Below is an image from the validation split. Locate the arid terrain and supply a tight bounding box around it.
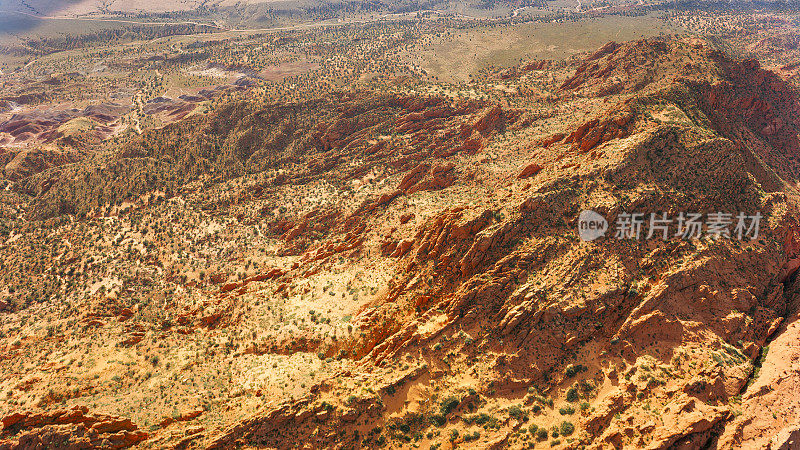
[1,0,800,449]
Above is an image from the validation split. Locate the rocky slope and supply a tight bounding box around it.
[1,37,800,449]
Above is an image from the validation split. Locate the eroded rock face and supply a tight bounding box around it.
[206,40,800,449]
[0,406,147,449]
[717,294,800,450]
[21,92,515,221]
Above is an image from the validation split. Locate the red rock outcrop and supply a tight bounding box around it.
[564,110,634,153]
[0,406,147,449]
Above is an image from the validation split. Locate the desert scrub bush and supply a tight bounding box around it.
[507,405,526,421]
[449,429,459,442]
[439,396,460,416]
[559,405,575,415]
[579,378,596,395]
[464,413,499,429]
[536,428,548,441]
[564,364,587,378]
[527,392,552,408]
[464,430,480,442]
[566,387,579,402]
[559,421,575,436]
[429,414,446,427]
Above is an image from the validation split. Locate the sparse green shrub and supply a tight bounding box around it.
[439,396,459,416]
[564,364,587,378]
[466,413,499,429]
[536,428,548,441]
[566,387,579,402]
[508,405,525,420]
[464,430,480,442]
[429,414,446,427]
[449,429,459,441]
